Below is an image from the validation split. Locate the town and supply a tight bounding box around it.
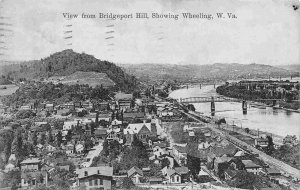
[0,77,299,190]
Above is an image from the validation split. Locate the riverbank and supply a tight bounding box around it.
[216,84,300,110]
[169,85,300,138]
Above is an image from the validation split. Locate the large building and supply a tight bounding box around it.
[76,166,113,190]
[124,119,158,144]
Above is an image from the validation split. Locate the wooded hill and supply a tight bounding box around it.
[1,50,137,92]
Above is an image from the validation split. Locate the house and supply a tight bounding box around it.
[76,166,113,190]
[149,177,163,185]
[264,167,281,177]
[214,155,232,174]
[224,169,248,180]
[124,120,158,144]
[198,141,211,150]
[110,119,122,128]
[115,92,133,110]
[123,112,145,122]
[207,143,237,167]
[97,113,111,123]
[20,158,48,188]
[165,167,189,184]
[20,105,32,110]
[157,107,174,117]
[106,128,122,142]
[255,138,269,148]
[94,128,107,140]
[127,166,144,184]
[65,144,75,155]
[46,144,56,152]
[63,121,78,131]
[95,102,110,111]
[20,158,42,171]
[172,145,187,164]
[45,103,54,111]
[242,160,262,175]
[76,144,84,154]
[4,163,15,172]
[64,102,75,110]
[21,170,48,188]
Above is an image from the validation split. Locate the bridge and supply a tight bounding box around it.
[179,96,239,103]
[178,96,287,116]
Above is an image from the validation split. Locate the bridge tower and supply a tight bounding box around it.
[242,100,247,114]
[211,97,215,116]
[200,84,201,89]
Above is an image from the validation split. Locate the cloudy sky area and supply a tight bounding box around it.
[0,0,299,65]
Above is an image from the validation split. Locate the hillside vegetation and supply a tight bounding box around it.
[48,71,115,88]
[121,63,299,83]
[1,50,137,92]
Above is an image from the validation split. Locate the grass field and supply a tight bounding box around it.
[0,84,19,96]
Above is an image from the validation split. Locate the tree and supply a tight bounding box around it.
[161,158,170,169]
[48,131,54,143]
[32,131,38,146]
[266,135,275,155]
[56,131,62,147]
[245,128,250,134]
[187,154,200,177]
[12,129,24,160]
[122,177,135,189]
[40,133,46,145]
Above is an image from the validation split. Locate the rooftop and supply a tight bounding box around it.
[127,166,143,177]
[76,166,113,178]
[20,158,41,165]
[242,160,261,168]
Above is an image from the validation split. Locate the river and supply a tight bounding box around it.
[169,85,300,138]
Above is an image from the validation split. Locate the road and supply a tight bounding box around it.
[81,141,103,167]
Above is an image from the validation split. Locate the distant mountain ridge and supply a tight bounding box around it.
[1,50,137,91]
[120,63,299,82]
[278,64,300,73]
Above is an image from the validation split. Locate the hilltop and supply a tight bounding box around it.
[120,63,299,83]
[1,50,137,91]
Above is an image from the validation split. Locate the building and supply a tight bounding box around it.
[65,144,75,155]
[20,158,48,188]
[242,160,262,175]
[124,120,158,144]
[127,166,144,184]
[172,145,187,164]
[20,158,42,171]
[76,166,113,190]
[164,167,189,184]
[115,92,133,111]
[255,138,269,148]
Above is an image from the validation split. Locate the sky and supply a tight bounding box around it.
[0,0,299,65]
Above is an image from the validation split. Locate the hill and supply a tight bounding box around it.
[120,63,299,83]
[278,64,300,73]
[47,71,115,88]
[1,50,137,92]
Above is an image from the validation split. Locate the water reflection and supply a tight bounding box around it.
[169,85,300,137]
